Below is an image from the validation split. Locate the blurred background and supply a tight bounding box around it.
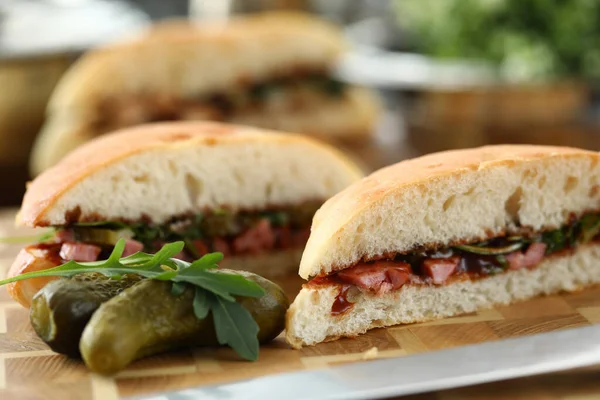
[2,0,600,206]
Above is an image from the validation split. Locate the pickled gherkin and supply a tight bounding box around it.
[79,270,288,374]
[72,228,132,245]
[29,274,142,357]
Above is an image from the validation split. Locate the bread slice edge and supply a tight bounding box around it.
[286,243,600,348]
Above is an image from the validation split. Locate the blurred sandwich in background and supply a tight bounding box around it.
[30,11,381,176]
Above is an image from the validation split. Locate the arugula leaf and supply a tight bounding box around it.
[153,268,178,281]
[579,214,600,243]
[108,238,126,262]
[495,254,508,269]
[188,252,224,270]
[0,240,262,301]
[0,239,266,362]
[203,271,264,298]
[541,229,568,254]
[171,282,187,296]
[172,271,234,302]
[141,242,184,269]
[127,223,166,249]
[261,211,289,227]
[175,214,205,239]
[193,288,210,319]
[174,270,264,301]
[208,293,260,361]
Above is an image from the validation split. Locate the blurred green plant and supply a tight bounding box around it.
[395,0,600,82]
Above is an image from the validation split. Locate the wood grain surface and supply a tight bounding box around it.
[1,207,600,400]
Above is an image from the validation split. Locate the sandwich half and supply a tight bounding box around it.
[9,121,363,307]
[30,11,380,175]
[286,145,600,348]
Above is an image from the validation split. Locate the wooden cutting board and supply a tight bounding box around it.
[1,209,600,400]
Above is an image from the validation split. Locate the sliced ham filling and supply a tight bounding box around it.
[309,210,600,316]
[505,243,547,270]
[310,241,550,299]
[56,239,143,263]
[337,261,412,296]
[30,213,313,266]
[59,242,102,262]
[156,220,311,260]
[92,72,346,134]
[421,256,461,285]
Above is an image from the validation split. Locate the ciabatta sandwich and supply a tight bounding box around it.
[30,11,380,175]
[286,145,600,348]
[9,121,362,307]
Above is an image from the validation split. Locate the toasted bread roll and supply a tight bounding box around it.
[286,145,600,348]
[10,121,363,307]
[30,12,381,175]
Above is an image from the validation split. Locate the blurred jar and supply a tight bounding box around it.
[390,0,600,154]
[0,55,72,164]
[0,0,149,205]
[407,82,591,154]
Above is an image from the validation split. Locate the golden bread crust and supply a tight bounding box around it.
[48,11,346,113]
[20,121,363,227]
[299,145,600,279]
[29,12,380,175]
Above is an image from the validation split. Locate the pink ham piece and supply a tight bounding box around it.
[422,257,460,284]
[232,219,275,255]
[337,261,412,296]
[54,230,75,243]
[506,242,547,270]
[384,267,411,295]
[59,242,101,262]
[122,239,144,257]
